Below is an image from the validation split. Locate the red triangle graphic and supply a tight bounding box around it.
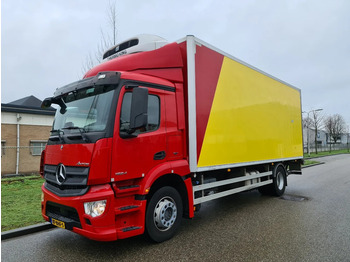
[195,46,224,161]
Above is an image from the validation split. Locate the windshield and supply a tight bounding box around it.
[52,85,115,134]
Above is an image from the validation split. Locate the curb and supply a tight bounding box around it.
[1,222,55,240]
[302,162,325,169]
[304,152,350,160]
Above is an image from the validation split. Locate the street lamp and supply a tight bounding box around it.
[302,108,323,157]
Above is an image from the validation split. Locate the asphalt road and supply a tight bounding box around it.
[2,154,350,262]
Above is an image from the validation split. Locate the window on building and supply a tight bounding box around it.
[30,141,47,156]
[1,141,5,156]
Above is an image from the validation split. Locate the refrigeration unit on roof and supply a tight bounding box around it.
[102,34,168,61]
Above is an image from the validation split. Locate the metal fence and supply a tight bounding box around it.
[304,143,350,154]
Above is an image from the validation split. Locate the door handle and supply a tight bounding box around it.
[154,151,166,160]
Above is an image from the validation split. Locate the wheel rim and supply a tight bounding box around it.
[276,171,285,190]
[153,196,177,231]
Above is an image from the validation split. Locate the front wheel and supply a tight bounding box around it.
[145,186,183,243]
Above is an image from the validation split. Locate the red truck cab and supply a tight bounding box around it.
[41,36,193,242]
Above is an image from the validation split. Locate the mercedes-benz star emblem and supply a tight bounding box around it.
[56,163,66,185]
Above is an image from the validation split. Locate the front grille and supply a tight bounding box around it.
[44,164,89,197]
[46,201,81,229]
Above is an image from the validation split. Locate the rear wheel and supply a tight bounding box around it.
[272,165,287,196]
[145,186,183,243]
[258,164,287,196]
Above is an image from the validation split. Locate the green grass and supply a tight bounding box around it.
[302,160,321,166]
[304,149,350,159]
[1,176,45,231]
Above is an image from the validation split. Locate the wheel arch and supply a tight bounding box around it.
[139,160,192,219]
[147,173,190,219]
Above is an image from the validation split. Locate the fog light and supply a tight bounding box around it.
[84,200,107,217]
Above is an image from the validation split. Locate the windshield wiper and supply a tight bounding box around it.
[62,126,86,132]
[49,129,64,143]
[62,126,90,142]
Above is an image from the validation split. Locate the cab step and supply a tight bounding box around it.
[112,184,141,197]
[115,185,140,193]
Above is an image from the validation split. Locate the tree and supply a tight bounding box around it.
[303,116,312,155]
[346,125,350,153]
[324,114,346,152]
[310,110,324,154]
[324,116,333,152]
[96,0,118,62]
[303,109,323,155]
[82,0,118,74]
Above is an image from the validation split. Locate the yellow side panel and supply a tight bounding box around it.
[198,57,303,168]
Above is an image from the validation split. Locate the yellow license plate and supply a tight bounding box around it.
[51,218,65,229]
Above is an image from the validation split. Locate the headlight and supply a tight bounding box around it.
[84,200,107,217]
[41,192,44,202]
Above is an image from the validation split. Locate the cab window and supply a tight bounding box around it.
[120,92,160,134]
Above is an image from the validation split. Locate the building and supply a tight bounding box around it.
[303,126,349,153]
[303,128,327,147]
[1,96,55,175]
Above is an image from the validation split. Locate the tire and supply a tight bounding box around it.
[145,186,183,243]
[258,164,287,196]
[271,165,287,196]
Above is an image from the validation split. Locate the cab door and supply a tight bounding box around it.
[111,85,167,181]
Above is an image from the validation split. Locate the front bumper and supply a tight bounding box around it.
[41,183,146,241]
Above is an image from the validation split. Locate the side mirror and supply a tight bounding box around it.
[42,97,67,114]
[41,97,53,108]
[129,87,148,130]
